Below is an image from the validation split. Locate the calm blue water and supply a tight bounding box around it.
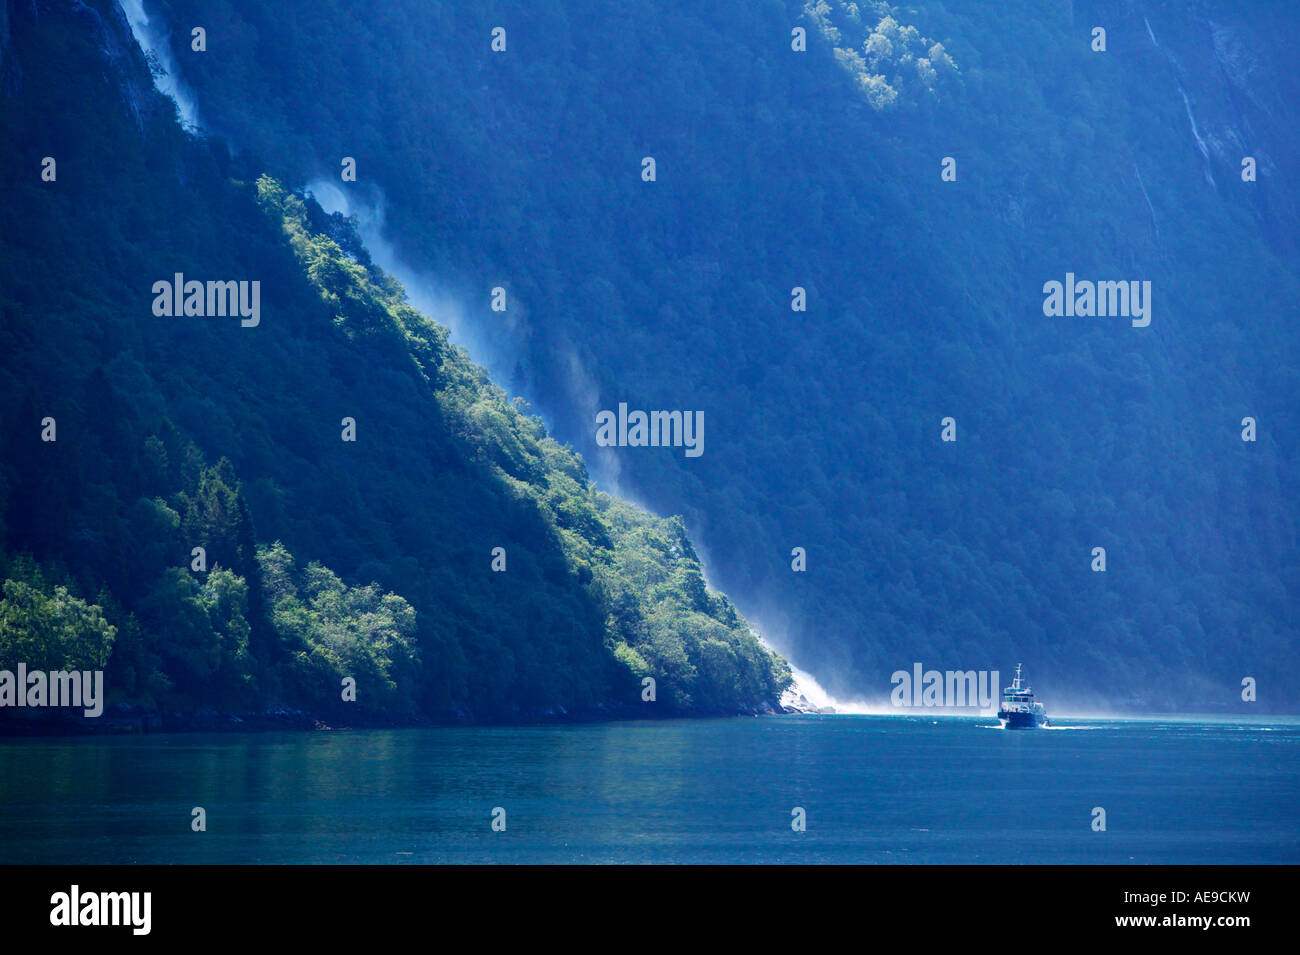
[1,714,1296,864]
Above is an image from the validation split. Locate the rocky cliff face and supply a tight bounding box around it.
[1,0,20,95]
[1097,0,1300,255]
[4,0,164,124]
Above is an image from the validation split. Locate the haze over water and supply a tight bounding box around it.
[2,715,1295,864]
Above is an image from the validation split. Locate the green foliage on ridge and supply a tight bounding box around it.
[806,1,960,109]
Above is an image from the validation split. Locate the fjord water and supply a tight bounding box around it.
[1,715,1295,864]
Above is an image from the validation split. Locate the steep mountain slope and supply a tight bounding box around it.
[140,0,1300,707]
[0,0,790,725]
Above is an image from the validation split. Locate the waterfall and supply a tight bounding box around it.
[118,0,200,130]
[1178,84,1216,188]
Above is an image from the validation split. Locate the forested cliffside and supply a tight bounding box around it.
[137,0,1300,708]
[0,0,791,728]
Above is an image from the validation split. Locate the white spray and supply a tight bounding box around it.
[118,0,200,130]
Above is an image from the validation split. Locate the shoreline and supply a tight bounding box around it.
[3,703,1294,738]
[0,698,791,737]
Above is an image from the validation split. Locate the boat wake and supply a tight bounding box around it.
[1040,724,1103,730]
[980,721,1100,731]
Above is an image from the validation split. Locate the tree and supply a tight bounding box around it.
[0,577,116,671]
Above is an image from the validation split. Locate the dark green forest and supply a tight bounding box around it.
[0,0,791,725]
[134,0,1300,708]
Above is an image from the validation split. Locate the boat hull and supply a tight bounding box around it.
[1000,709,1047,729]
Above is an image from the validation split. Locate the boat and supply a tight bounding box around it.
[998,663,1047,728]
